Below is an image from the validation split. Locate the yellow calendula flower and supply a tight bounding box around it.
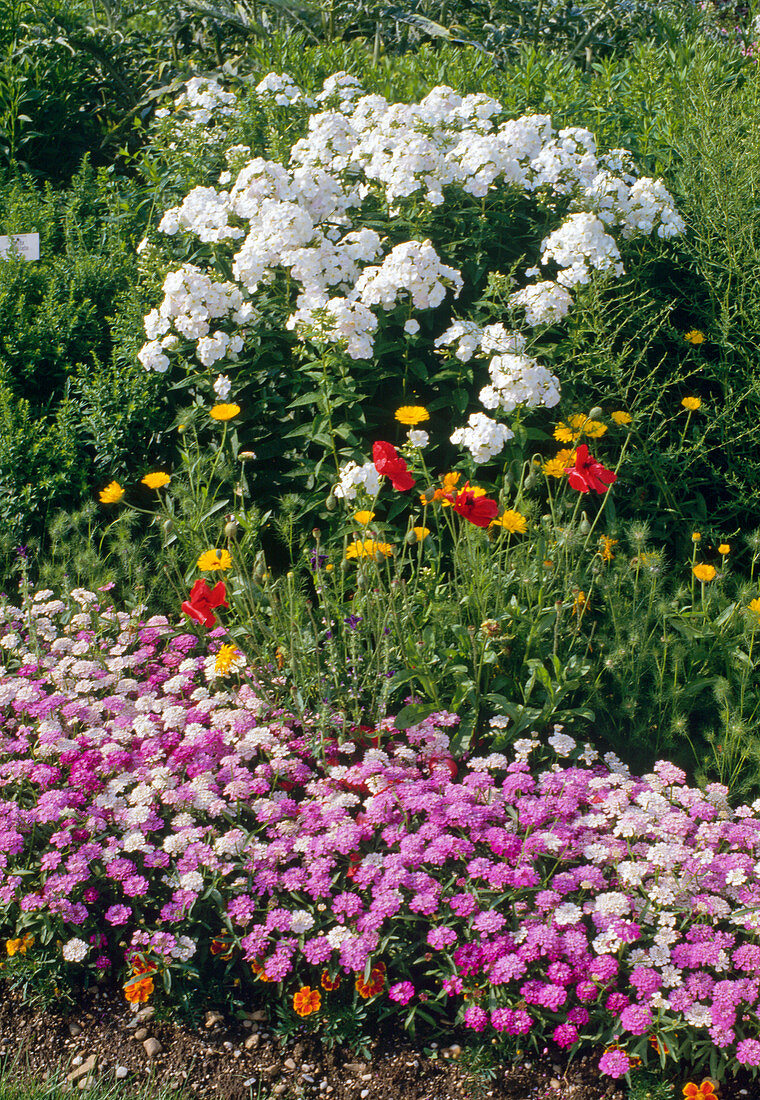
[553,422,582,444]
[345,539,393,560]
[748,598,760,618]
[693,563,716,582]
[210,403,241,421]
[718,544,730,556]
[353,510,375,525]
[681,396,702,411]
[582,420,608,439]
[542,457,567,478]
[99,481,124,504]
[610,410,632,426]
[684,329,705,345]
[395,405,430,426]
[543,448,574,478]
[197,548,232,571]
[412,526,431,542]
[491,510,527,534]
[214,644,244,676]
[141,472,171,489]
[692,532,702,542]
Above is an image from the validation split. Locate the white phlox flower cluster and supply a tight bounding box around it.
[450,412,514,464]
[254,72,314,108]
[352,240,463,310]
[479,351,561,415]
[140,72,685,383]
[333,460,382,501]
[140,265,252,372]
[174,77,238,126]
[540,213,624,288]
[510,281,574,326]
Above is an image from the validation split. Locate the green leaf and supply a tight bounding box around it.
[393,702,437,729]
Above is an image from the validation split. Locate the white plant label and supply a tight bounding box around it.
[0,233,40,261]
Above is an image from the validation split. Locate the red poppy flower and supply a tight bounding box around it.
[446,483,499,528]
[565,444,617,494]
[181,579,228,629]
[373,441,416,491]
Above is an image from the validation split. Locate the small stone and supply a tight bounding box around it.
[71,1056,84,1068]
[550,1080,561,1089]
[205,1011,224,1029]
[143,1038,163,1058]
[133,1028,149,1041]
[251,1010,267,1022]
[66,1054,97,1084]
[68,1023,82,1037]
[136,1006,155,1023]
[233,1050,241,1059]
[302,1074,315,1084]
[273,1087,287,1096]
[242,1020,252,1029]
[223,1041,233,1051]
[115,1067,129,1080]
[284,1058,297,1071]
[244,1035,260,1051]
[360,1073,371,1081]
[243,1079,257,1089]
[360,1091,369,1099]
[345,1063,366,1075]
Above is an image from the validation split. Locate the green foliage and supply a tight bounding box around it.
[0,162,166,555]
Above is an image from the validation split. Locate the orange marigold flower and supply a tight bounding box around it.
[682,1082,716,1099]
[321,970,341,991]
[293,985,321,1016]
[124,976,154,1003]
[355,961,386,999]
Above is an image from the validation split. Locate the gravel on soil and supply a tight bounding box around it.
[0,984,749,1100]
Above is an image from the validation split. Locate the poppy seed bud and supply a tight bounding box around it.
[579,512,591,535]
[224,520,239,538]
[325,494,337,512]
[588,407,603,420]
[162,518,174,536]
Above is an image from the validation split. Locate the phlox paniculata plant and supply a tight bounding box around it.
[137,70,684,491]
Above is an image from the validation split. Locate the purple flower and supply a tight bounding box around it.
[388,981,414,1005]
[737,1038,760,1066]
[463,1006,488,1031]
[553,1023,578,1048]
[105,904,131,925]
[619,1004,652,1035]
[598,1049,630,1078]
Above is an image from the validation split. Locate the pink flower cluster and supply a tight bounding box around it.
[3,590,760,1081]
